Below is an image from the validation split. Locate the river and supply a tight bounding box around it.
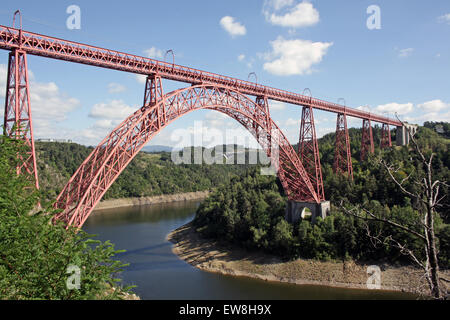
[83,200,417,300]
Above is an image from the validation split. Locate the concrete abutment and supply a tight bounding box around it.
[285,200,330,224]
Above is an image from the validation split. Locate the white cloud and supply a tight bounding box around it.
[0,64,80,123]
[263,37,333,76]
[285,118,299,126]
[107,83,126,94]
[316,127,334,138]
[205,111,228,120]
[89,100,136,120]
[417,99,449,113]
[136,74,147,84]
[78,101,138,145]
[144,47,163,59]
[220,16,247,37]
[375,102,414,115]
[238,54,246,62]
[30,82,80,123]
[404,111,450,124]
[0,64,6,97]
[270,101,287,111]
[267,0,295,11]
[93,119,122,130]
[398,48,414,58]
[264,0,319,28]
[438,13,450,24]
[0,64,83,142]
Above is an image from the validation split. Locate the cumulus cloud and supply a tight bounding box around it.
[1,63,80,123]
[135,74,147,84]
[29,82,80,123]
[404,111,450,124]
[285,118,300,126]
[375,102,414,115]
[220,16,247,37]
[77,100,139,145]
[268,0,295,11]
[270,101,287,111]
[89,100,136,120]
[107,83,126,94]
[0,64,82,142]
[438,13,450,24]
[144,47,163,59]
[417,99,449,113]
[263,0,319,28]
[263,37,332,76]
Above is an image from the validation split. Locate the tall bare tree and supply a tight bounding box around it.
[341,122,448,299]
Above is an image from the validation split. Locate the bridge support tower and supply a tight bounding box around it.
[254,96,272,155]
[360,119,374,161]
[333,113,353,179]
[3,49,39,189]
[380,123,392,149]
[298,104,325,201]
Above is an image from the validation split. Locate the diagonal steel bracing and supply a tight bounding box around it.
[3,49,39,190]
[298,105,325,202]
[380,123,392,149]
[334,113,353,179]
[361,119,374,161]
[53,84,320,228]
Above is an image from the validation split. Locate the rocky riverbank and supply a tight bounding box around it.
[168,222,448,297]
[92,191,210,212]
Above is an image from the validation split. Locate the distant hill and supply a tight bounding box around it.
[35,141,257,201]
[141,145,173,153]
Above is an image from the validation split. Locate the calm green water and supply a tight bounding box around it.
[83,200,417,300]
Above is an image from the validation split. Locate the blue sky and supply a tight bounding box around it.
[0,0,449,148]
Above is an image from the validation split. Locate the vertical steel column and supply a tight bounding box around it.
[298,105,325,202]
[380,123,392,149]
[143,74,164,128]
[255,96,271,156]
[360,119,374,161]
[3,49,39,190]
[334,113,353,179]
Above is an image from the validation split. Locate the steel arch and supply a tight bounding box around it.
[53,84,319,228]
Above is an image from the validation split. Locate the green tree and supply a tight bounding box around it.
[0,135,133,299]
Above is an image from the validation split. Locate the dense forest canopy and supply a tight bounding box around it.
[194,125,450,269]
[35,143,259,202]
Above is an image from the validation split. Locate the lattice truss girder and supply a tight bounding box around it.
[380,123,392,149]
[3,49,39,189]
[54,83,320,228]
[361,119,374,161]
[0,25,402,127]
[297,105,325,202]
[333,113,353,179]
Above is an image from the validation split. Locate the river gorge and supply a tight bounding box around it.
[83,200,418,300]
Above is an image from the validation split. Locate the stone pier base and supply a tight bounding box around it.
[285,200,330,224]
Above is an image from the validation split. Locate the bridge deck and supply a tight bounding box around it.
[0,25,402,127]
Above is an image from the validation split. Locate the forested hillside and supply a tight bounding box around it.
[194,125,450,270]
[35,143,257,202]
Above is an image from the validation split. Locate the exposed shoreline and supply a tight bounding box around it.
[92,191,210,212]
[167,222,447,297]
